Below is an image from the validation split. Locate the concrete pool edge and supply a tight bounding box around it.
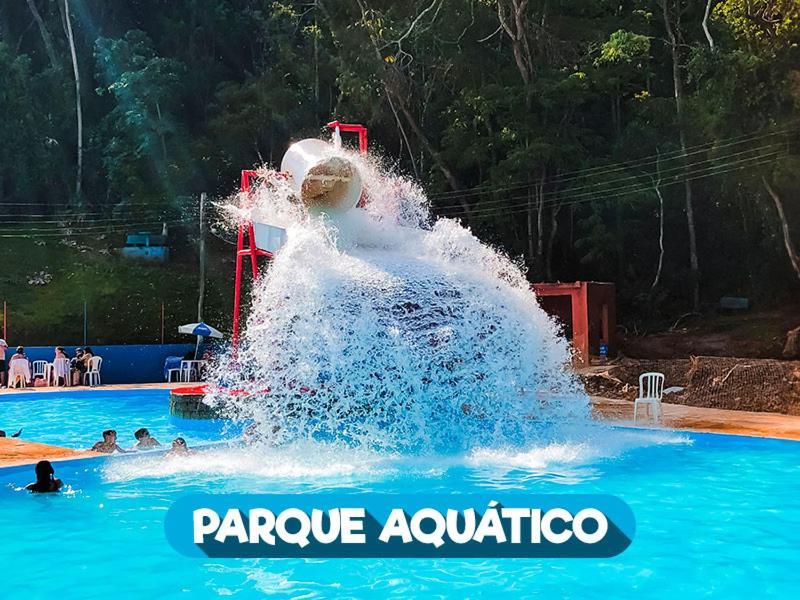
[0,381,196,399]
[591,396,800,442]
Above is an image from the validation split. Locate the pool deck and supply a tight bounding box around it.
[590,396,800,441]
[1,383,799,468]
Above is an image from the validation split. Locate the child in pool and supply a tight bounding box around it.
[166,437,193,456]
[90,429,128,453]
[26,460,62,493]
[133,428,161,450]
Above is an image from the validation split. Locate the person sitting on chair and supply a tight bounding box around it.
[26,460,62,493]
[52,347,69,385]
[70,348,86,385]
[10,346,27,362]
[8,347,30,388]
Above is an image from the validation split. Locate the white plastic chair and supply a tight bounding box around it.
[634,372,665,424]
[32,360,48,380]
[8,360,30,388]
[84,356,103,387]
[52,358,71,386]
[179,360,197,382]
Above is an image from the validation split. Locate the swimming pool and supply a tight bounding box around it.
[0,389,230,449]
[1,424,797,598]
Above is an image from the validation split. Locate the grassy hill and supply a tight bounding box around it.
[0,228,237,346]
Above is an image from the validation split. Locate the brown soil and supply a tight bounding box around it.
[620,308,799,359]
[581,357,800,415]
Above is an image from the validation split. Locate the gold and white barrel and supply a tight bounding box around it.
[280,138,363,214]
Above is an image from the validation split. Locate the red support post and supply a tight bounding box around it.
[232,170,259,349]
[570,284,590,365]
[232,222,245,348]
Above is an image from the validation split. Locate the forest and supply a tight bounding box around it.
[0,0,798,341]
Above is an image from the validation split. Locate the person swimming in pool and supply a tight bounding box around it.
[133,428,161,450]
[90,429,128,453]
[25,460,62,493]
[166,437,193,456]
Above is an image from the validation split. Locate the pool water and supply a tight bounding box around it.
[0,425,798,598]
[0,389,230,449]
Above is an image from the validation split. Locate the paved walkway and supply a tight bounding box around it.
[2,386,799,469]
[591,396,800,441]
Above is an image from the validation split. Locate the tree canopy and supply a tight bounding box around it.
[0,0,798,324]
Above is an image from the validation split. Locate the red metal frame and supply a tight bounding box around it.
[232,123,368,349]
[326,120,368,154]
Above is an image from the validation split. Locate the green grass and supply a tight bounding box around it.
[0,231,235,346]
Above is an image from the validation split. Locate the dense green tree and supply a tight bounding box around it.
[0,0,797,332]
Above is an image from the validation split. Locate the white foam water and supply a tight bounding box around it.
[103,426,691,486]
[208,143,591,454]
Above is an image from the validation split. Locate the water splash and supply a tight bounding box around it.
[208,143,589,453]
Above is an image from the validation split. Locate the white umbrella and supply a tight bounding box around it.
[178,322,223,338]
[178,321,223,359]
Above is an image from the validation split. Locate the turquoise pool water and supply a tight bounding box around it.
[0,389,229,449]
[1,417,798,599]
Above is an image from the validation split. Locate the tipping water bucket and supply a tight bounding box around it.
[280,138,363,213]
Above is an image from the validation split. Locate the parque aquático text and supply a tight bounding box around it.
[193,500,609,548]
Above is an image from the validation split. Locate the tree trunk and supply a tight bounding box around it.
[702,0,715,50]
[63,0,82,199]
[25,0,59,69]
[497,0,533,106]
[155,100,168,164]
[783,325,800,359]
[348,0,467,216]
[651,181,665,291]
[527,187,535,263]
[396,97,464,196]
[546,204,560,280]
[763,175,800,281]
[535,173,545,277]
[662,0,700,311]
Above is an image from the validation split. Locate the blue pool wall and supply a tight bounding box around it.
[6,344,195,384]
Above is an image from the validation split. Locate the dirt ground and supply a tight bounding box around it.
[619,308,799,359]
[581,356,800,415]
